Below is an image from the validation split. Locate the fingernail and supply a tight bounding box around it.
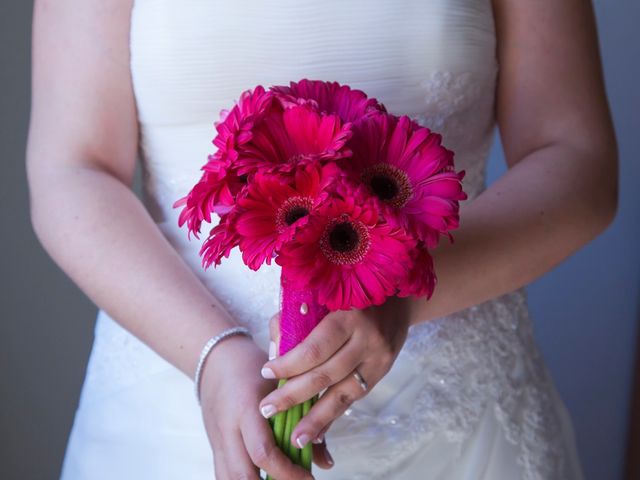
[261,367,276,379]
[268,341,276,360]
[296,433,310,448]
[260,404,277,419]
[312,434,324,444]
[324,448,334,466]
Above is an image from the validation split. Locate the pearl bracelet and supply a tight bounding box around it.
[193,325,252,404]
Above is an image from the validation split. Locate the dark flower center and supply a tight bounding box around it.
[320,214,371,265]
[369,175,399,201]
[285,206,310,226]
[275,196,314,233]
[329,222,359,252]
[361,163,413,208]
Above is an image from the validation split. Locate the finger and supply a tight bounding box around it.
[291,363,374,449]
[259,336,363,415]
[312,437,335,470]
[261,311,351,379]
[311,420,332,445]
[269,312,280,360]
[311,422,335,469]
[224,429,261,479]
[241,413,314,480]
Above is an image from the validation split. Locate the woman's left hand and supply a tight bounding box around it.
[257,296,412,451]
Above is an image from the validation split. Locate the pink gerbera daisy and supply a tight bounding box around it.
[397,242,437,300]
[213,85,275,163]
[172,153,248,239]
[346,113,467,248]
[271,78,386,124]
[276,187,416,310]
[234,162,340,270]
[173,86,274,239]
[199,208,243,270]
[234,103,353,176]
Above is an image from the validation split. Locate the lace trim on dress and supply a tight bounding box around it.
[83,70,570,479]
[330,290,569,480]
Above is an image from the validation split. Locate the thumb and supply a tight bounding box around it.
[268,311,281,359]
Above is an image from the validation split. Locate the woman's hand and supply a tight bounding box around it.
[199,334,317,480]
[258,296,412,453]
[200,335,331,480]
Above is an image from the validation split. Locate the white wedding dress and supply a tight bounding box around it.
[60,0,586,479]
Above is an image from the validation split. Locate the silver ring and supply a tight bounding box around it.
[352,369,368,392]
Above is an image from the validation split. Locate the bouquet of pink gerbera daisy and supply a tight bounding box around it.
[174,79,466,477]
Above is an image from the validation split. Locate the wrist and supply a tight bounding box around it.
[204,331,255,377]
[193,325,254,404]
[404,239,453,327]
[403,294,429,327]
[380,295,412,327]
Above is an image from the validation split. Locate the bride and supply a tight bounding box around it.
[27,0,617,479]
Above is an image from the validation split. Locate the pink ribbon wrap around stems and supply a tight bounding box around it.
[265,274,329,478]
[279,274,330,356]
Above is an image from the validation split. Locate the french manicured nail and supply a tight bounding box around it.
[268,341,276,360]
[260,404,277,419]
[296,434,310,448]
[324,448,334,466]
[261,367,276,379]
[312,434,324,444]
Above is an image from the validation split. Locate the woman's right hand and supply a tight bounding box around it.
[198,333,316,480]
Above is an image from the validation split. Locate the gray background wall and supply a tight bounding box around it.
[1,1,638,479]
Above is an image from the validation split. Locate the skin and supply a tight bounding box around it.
[258,0,618,457]
[26,0,617,478]
[27,1,320,478]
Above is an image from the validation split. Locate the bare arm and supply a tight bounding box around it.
[404,0,618,325]
[27,0,330,480]
[26,3,330,476]
[229,0,618,456]
[26,0,239,381]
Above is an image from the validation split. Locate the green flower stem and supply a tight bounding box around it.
[283,404,295,464]
[272,379,288,449]
[272,410,287,449]
[267,381,321,479]
[291,403,304,465]
[300,397,314,470]
[267,379,289,480]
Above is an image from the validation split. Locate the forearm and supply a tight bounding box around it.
[405,141,617,326]
[29,165,239,379]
